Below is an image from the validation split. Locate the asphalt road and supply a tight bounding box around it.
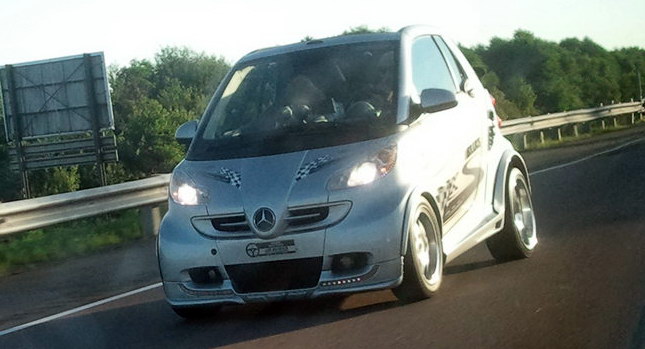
[1,129,644,349]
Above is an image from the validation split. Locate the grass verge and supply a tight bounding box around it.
[0,209,144,277]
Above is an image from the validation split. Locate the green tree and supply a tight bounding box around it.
[560,38,621,105]
[342,25,391,35]
[504,76,538,116]
[153,47,229,112]
[610,48,645,101]
[107,47,230,180]
[28,167,80,196]
[477,30,582,113]
[116,98,193,178]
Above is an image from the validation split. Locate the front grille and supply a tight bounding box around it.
[285,206,329,227]
[197,201,350,239]
[211,214,250,232]
[225,257,323,293]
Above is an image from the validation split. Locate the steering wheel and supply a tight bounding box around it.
[346,101,379,120]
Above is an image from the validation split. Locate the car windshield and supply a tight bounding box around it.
[188,40,399,160]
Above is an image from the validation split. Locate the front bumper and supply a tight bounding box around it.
[163,258,402,307]
[158,183,409,306]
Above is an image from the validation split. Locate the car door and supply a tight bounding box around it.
[432,35,487,229]
[408,36,484,229]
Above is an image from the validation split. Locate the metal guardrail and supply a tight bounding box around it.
[0,174,170,236]
[500,101,644,136]
[0,101,643,237]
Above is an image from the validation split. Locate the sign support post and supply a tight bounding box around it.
[4,65,31,198]
[83,54,107,186]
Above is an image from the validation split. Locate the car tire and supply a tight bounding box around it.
[393,199,443,303]
[171,304,221,319]
[486,167,538,261]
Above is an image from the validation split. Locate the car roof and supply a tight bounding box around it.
[237,25,448,64]
[238,32,401,63]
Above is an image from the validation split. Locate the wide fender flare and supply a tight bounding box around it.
[493,149,531,214]
[400,186,443,256]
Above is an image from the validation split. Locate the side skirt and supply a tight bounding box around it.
[443,211,504,264]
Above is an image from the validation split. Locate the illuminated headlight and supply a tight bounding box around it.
[170,171,206,205]
[347,162,378,187]
[329,145,397,190]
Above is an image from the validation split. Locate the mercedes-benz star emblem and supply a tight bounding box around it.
[253,207,276,232]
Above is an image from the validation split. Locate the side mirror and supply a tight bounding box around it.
[420,88,458,113]
[175,120,198,146]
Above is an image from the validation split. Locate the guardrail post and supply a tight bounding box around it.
[139,205,161,236]
[613,117,618,128]
[632,113,635,124]
[601,120,606,129]
[557,128,562,141]
[573,124,579,137]
[522,134,528,149]
[539,131,545,144]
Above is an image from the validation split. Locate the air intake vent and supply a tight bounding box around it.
[286,206,330,227]
[211,214,250,232]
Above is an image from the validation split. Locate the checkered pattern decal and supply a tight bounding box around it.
[211,167,242,188]
[295,156,332,181]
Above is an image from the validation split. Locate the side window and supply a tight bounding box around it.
[433,36,466,91]
[411,36,456,94]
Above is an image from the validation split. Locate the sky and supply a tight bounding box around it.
[1,0,644,67]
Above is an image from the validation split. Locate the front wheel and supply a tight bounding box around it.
[393,199,444,302]
[486,167,537,261]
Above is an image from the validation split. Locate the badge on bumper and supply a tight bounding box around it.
[246,240,297,258]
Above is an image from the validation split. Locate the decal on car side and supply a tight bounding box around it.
[439,138,485,222]
[466,138,481,158]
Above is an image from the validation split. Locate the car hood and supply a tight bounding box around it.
[175,135,395,237]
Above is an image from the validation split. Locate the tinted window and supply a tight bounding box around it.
[188,41,400,161]
[411,36,456,94]
[433,36,466,91]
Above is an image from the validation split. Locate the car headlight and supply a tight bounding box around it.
[329,145,397,190]
[169,170,207,205]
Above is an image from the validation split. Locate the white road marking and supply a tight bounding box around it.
[0,282,162,337]
[530,137,645,176]
[1,134,643,338]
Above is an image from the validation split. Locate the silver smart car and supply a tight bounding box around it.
[158,25,537,318]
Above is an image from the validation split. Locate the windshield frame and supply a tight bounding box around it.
[187,38,402,161]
